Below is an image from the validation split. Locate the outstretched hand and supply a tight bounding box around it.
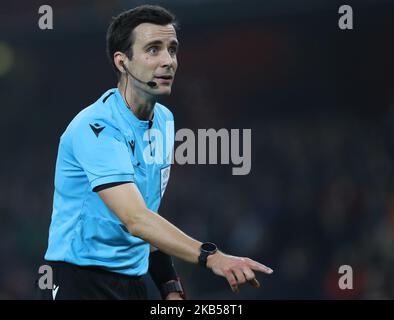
[207,252,273,293]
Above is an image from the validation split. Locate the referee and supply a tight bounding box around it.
[39,5,273,300]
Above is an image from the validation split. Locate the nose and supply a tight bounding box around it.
[160,50,175,68]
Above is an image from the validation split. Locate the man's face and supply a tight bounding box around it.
[129,23,178,95]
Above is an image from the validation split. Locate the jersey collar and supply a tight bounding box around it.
[114,88,154,130]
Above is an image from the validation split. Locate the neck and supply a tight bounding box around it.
[118,78,156,121]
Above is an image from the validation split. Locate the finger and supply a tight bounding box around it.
[248,259,273,274]
[223,270,239,293]
[233,269,247,285]
[249,278,260,288]
[242,267,256,281]
[242,267,260,288]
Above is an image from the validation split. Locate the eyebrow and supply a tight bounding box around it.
[143,39,179,49]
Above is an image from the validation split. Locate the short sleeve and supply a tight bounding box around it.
[72,120,134,190]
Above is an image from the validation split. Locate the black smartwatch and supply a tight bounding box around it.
[198,242,218,268]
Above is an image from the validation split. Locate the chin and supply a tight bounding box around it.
[157,87,172,95]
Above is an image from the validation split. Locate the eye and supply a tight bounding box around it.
[169,46,178,56]
[147,46,159,55]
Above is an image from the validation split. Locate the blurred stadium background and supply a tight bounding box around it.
[0,0,394,299]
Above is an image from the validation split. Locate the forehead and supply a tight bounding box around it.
[132,23,177,45]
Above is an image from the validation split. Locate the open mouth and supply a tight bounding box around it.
[154,75,173,80]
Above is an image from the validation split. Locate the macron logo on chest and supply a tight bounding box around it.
[89,123,105,137]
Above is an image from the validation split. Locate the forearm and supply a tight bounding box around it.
[98,183,202,265]
[149,249,185,299]
[129,209,202,264]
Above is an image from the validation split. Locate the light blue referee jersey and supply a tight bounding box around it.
[45,88,175,276]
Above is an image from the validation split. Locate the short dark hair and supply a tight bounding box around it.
[106,5,176,77]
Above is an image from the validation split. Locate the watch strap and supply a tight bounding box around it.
[160,279,185,299]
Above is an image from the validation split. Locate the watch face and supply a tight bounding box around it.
[201,242,217,253]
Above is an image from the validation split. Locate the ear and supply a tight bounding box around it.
[114,51,127,74]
